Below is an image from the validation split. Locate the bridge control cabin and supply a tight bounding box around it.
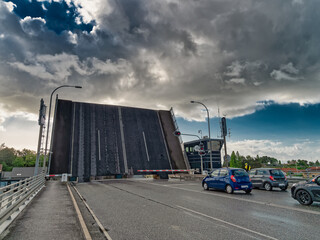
[184,138,224,172]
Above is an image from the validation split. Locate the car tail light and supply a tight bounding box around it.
[269,176,275,181]
[231,175,236,182]
[312,178,315,182]
[285,175,287,181]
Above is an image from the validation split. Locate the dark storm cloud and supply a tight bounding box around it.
[1,0,320,123]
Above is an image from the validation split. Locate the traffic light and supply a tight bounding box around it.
[38,98,46,126]
[173,130,181,136]
[221,117,227,137]
[199,142,204,151]
[198,142,206,156]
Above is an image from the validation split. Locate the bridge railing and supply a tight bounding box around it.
[0,173,45,225]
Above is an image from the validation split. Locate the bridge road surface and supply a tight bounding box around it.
[1,180,85,240]
[75,178,320,240]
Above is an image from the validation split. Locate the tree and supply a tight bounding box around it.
[13,157,24,167]
[0,145,37,170]
[297,159,308,167]
[0,147,16,166]
[315,160,320,166]
[230,151,237,167]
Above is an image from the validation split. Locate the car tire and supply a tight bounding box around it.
[226,184,234,194]
[203,182,209,191]
[296,189,313,205]
[264,182,272,191]
[245,189,252,194]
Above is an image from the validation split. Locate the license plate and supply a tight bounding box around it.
[279,183,285,187]
[241,185,248,188]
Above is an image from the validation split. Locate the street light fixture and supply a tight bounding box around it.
[190,100,213,171]
[43,85,82,174]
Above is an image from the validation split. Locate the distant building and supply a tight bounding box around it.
[1,167,46,181]
[184,138,224,171]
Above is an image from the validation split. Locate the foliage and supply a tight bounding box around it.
[0,144,38,171]
[229,151,237,167]
[229,150,319,170]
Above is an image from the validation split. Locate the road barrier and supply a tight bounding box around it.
[0,173,45,227]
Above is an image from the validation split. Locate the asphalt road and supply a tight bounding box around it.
[75,178,320,240]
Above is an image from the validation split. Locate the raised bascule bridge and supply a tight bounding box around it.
[50,99,189,182]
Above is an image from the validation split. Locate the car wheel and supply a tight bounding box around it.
[296,190,313,205]
[226,184,234,194]
[203,182,209,190]
[245,189,252,194]
[264,182,272,191]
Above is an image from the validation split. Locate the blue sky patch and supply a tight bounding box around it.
[6,0,94,34]
[177,103,320,143]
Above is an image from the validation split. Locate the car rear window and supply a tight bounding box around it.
[270,169,285,177]
[232,169,249,177]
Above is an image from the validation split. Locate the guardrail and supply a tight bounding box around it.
[0,173,45,226]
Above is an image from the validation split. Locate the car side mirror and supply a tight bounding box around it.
[316,177,320,185]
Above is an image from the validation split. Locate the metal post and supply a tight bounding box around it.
[190,101,213,171]
[200,154,203,175]
[34,125,43,176]
[223,134,228,167]
[35,99,46,176]
[46,94,59,174]
[43,85,82,175]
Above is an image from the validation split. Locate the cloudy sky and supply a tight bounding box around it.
[0,0,320,162]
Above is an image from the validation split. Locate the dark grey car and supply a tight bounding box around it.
[291,175,320,205]
[249,168,288,191]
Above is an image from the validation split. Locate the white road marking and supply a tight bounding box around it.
[140,181,320,216]
[72,184,113,240]
[163,183,199,186]
[176,205,278,240]
[67,184,92,240]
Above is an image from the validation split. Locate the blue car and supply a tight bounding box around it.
[202,168,253,194]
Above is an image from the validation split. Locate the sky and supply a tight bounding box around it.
[0,0,320,163]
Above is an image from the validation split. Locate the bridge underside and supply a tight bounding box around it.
[51,99,187,182]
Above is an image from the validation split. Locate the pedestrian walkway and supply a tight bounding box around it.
[1,180,84,240]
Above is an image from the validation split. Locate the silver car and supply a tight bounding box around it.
[249,168,288,191]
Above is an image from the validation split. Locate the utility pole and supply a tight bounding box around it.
[221,117,228,167]
[34,99,46,176]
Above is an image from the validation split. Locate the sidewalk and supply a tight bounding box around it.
[1,181,84,240]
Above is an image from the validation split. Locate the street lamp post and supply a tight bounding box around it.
[191,101,213,171]
[43,85,82,174]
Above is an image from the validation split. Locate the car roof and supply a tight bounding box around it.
[222,167,244,170]
[252,168,280,170]
[211,167,244,171]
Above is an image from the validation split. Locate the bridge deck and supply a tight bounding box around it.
[0,181,84,240]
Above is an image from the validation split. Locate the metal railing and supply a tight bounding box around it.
[0,174,45,225]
